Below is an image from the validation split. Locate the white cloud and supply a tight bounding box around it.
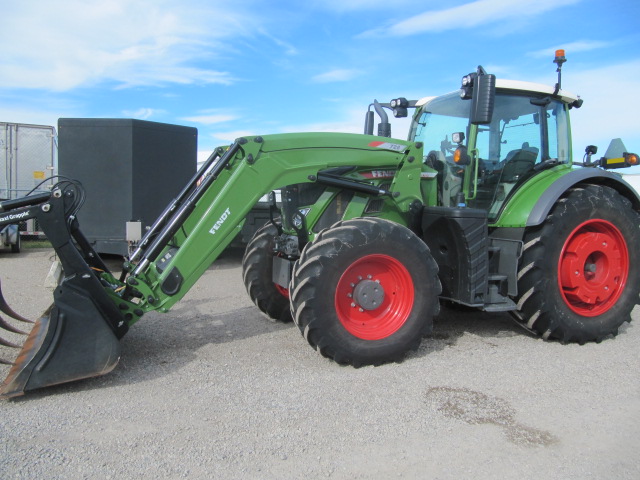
[258,29,299,56]
[0,106,60,130]
[528,41,612,58]
[281,119,363,134]
[209,107,375,143]
[312,0,425,12]
[360,0,581,37]
[181,114,239,125]
[121,108,165,120]
[277,106,412,137]
[0,95,83,128]
[210,130,258,143]
[312,69,363,83]
[0,0,257,91]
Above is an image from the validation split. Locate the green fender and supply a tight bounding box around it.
[494,166,640,228]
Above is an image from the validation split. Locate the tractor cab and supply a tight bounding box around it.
[409,78,579,222]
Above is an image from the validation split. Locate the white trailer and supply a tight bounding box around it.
[1,122,57,251]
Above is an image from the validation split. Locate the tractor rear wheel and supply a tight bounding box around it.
[290,218,441,366]
[513,185,640,343]
[242,222,292,323]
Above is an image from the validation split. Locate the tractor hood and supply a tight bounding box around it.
[253,132,414,154]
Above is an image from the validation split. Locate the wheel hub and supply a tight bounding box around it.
[352,279,385,311]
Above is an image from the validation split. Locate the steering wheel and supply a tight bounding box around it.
[440,135,455,155]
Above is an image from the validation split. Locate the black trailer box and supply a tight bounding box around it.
[58,118,197,255]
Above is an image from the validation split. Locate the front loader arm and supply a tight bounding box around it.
[0,132,422,398]
[117,133,424,318]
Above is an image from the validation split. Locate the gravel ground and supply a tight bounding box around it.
[1,248,639,479]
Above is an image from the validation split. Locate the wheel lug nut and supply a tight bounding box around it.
[351,302,356,308]
[367,275,372,279]
[347,293,353,298]
[359,308,364,313]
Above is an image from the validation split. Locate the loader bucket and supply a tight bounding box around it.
[0,186,131,398]
[0,273,123,399]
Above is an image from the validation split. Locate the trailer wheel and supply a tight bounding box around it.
[514,185,640,343]
[242,222,292,323]
[10,233,20,254]
[290,218,441,366]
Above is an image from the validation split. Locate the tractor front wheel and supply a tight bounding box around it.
[242,222,292,323]
[514,185,640,343]
[290,218,441,366]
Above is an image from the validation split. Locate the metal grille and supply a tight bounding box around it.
[364,183,391,213]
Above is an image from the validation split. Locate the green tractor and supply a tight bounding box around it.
[1,52,639,397]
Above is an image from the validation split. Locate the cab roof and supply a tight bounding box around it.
[416,79,580,107]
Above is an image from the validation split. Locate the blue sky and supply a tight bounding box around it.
[1,0,639,164]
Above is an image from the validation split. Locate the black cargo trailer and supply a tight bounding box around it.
[58,118,197,255]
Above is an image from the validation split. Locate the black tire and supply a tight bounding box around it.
[513,185,640,343]
[290,218,441,366]
[242,222,292,322]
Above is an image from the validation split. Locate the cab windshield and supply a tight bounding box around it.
[410,90,571,220]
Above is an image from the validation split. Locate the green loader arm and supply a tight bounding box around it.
[118,132,424,318]
[0,132,425,397]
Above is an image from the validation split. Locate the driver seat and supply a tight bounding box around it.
[501,142,538,183]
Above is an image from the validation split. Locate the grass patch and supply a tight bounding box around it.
[22,238,53,249]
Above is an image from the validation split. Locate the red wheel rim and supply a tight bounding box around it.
[274,283,289,298]
[335,254,414,340]
[558,219,629,316]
